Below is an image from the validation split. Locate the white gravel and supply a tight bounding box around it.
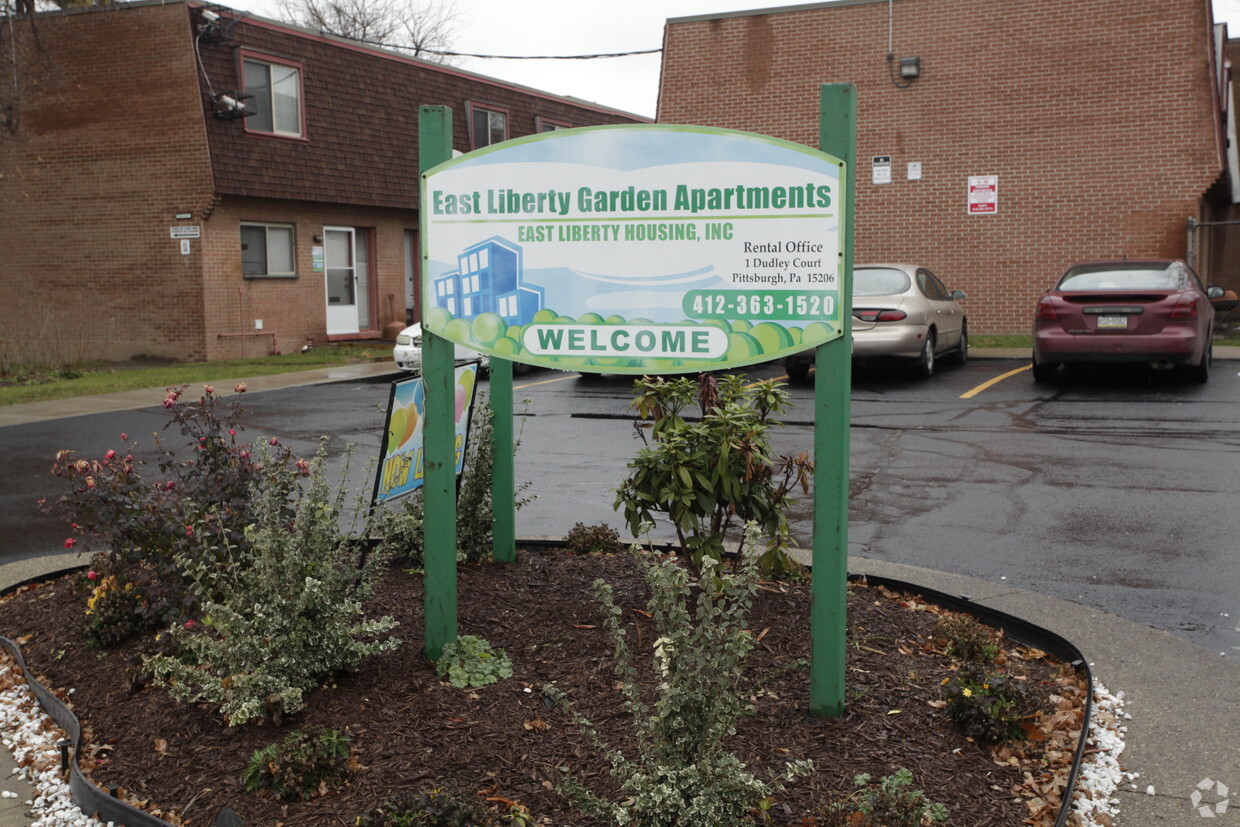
[0,662,111,827]
[1070,677,1136,826]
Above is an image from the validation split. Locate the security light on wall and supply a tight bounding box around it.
[212,91,254,121]
[886,53,921,89]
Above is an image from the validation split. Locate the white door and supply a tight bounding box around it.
[324,227,359,336]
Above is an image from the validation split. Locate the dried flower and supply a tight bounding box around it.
[234,383,247,393]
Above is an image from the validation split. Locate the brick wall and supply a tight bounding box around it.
[658,0,1224,333]
[201,198,416,360]
[0,1,646,364]
[0,4,216,362]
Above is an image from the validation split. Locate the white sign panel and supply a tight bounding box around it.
[170,225,201,238]
[421,125,847,375]
[872,155,892,185]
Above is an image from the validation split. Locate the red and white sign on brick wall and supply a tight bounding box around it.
[968,175,998,214]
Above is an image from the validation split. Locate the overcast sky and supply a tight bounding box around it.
[226,0,1240,120]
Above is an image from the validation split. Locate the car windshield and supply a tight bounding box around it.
[1057,264,1187,292]
[854,267,912,297]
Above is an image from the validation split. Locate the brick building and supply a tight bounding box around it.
[657,0,1233,333]
[0,1,645,363]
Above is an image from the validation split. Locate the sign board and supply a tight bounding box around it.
[373,362,479,503]
[871,155,892,185]
[170,225,201,239]
[968,175,998,214]
[421,125,845,375]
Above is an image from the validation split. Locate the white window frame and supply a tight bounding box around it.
[242,53,304,138]
[240,222,297,278]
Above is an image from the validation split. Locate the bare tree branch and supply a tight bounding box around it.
[279,0,459,64]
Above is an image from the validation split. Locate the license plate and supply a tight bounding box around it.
[1096,315,1128,329]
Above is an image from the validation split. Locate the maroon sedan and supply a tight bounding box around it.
[1032,259,1224,383]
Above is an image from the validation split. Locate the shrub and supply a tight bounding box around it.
[818,768,948,826]
[242,726,352,801]
[82,573,149,648]
[564,522,623,555]
[46,384,306,642]
[145,440,401,725]
[942,668,1036,744]
[548,531,812,826]
[930,613,1001,664]
[614,374,813,575]
[435,635,513,688]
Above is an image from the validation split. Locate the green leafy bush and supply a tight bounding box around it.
[548,534,812,826]
[564,522,623,555]
[47,383,307,643]
[930,613,1001,664]
[614,374,812,575]
[356,787,535,826]
[818,768,948,826]
[943,668,1035,744]
[435,635,513,688]
[146,440,401,725]
[243,726,351,801]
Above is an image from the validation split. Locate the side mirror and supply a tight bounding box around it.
[950,289,967,300]
[1206,285,1225,299]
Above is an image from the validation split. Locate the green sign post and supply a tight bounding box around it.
[810,84,856,718]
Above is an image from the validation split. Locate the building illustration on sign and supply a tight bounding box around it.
[432,236,545,325]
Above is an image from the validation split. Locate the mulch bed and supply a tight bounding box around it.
[0,547,1085,825]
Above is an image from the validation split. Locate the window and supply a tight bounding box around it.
[243,56,302,137]
[467,102,508,148]
[241,223,296,277]
[536,116,571,132]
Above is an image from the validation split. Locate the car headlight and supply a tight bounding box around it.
[395,334,412,346]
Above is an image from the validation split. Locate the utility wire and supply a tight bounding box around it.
[318,32,661,60]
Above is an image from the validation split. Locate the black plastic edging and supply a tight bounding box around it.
[0,555,1092,827]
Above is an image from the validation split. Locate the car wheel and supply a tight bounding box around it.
[1188,340,1211,384]
[1031,355,1058,383]
[786,361,811,382]
[512,361,531,376]
[951,324,968,366]
[915,332,936,379]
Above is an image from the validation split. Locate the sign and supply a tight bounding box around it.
[872,155,892,185]
[311,245,325,272]
[373,363,479,503]
[170,225,201,239]
[421,124,845,375]
[968,175,998,214]
[907,162,922,181]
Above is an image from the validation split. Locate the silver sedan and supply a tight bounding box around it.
[783,263,968,380]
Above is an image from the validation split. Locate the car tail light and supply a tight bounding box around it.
[854,308,908,322]
[1169,295,1198,320]
[1035,298,1058,320]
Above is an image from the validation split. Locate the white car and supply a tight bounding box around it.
[392,322,490,373]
